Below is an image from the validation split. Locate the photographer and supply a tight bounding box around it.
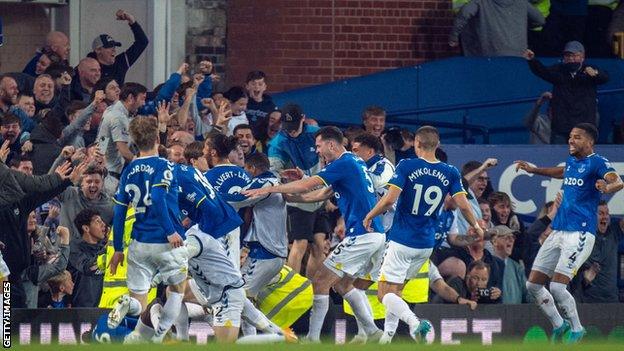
[446,260,502,304]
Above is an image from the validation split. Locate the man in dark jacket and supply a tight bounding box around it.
[0,161,85,307]
[69,209,107,307]
[86,9,148,85]
[524,41,609,144]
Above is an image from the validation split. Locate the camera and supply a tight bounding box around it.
[476,288,492,298]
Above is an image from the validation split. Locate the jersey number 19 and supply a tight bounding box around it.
[411,184,442,216]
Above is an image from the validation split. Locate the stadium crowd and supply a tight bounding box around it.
[0,5,623,344]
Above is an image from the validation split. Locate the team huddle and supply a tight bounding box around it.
[94,117,623,344]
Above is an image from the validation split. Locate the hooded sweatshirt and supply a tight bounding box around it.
[450,0,545,57]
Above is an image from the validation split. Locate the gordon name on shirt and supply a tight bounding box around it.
[127,164,155,177]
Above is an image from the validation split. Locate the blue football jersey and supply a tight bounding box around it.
[113,156,184,248]
[177,165,243,238]
[552,153,616,234]
[387,158,465,249]
[316,152,383,236]
[205,164,253,203]
[92,314,137,343]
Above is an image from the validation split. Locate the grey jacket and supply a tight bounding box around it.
[238,173,288,258]
[450,0,545,57]
[22,243,70,308]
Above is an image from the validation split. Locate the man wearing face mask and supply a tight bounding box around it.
[524,41,609,144]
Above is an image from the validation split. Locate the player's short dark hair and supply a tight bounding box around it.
[461,160,483,177]
[574,123,598,143]
[353,132,383,154]
[129,116,158,152]
[415,126,440,151]
[599,200,608,207]
[315,126,344,145]
[246,70,267,83]
[362,106,386,120]
[245,152,270,172]
[233,124,253,136]
[120,82,147,101]
[184,141,204,162]
[1,113,21,127]
[66,100,89,117]
[210,133,239,159]
[477,197,489,205]
[467,260,490,275]
[74,208,100,235]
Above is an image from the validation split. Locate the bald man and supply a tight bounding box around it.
[0,76,19,114]
[71,58,102,102]
[23,31,70,77]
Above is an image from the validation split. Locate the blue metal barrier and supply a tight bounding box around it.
[273,56,624,144]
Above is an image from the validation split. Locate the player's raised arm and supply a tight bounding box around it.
[515,160,564,179]
[243,173,324,197]
[596,171,624,194]
[283,186,334,203]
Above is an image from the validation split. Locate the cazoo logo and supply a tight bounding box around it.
[498,162,624,216]
[563,177,584,186]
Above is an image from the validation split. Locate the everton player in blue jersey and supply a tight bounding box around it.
[203,133,252,269]
[363,126,483,343]
[244,126,384,342]
[515,123,623,343]
[108,117,188,344]
[179,142,290,343]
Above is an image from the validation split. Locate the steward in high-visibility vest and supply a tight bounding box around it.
[97,207,156,308]
[344,260,429,319]
[256,265,313,328]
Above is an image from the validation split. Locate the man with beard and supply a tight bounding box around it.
[0,75,19,116]
[234,124,261,157]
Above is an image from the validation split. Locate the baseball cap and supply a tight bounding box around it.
[563,41,584,54]
[488,225,516,239]
[92,34,122,50]
[281,103,304,132]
